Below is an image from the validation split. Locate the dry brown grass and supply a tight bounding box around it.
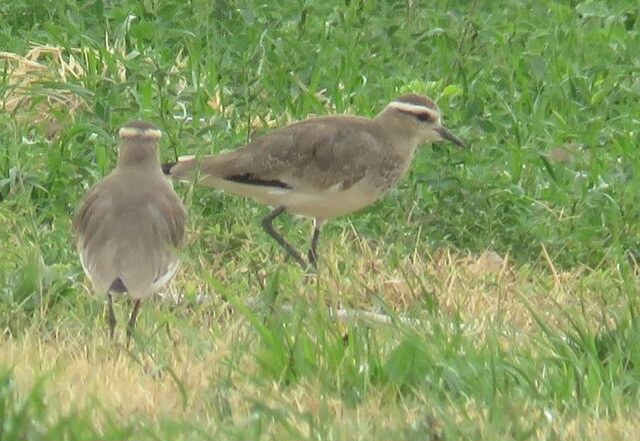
[0,44,194,138]
[559,415,640,441]
[4,326,638,440]
[0,45,94,137]
[0,236,635,439]
[0,318,433,436]
[311,238,625,337]
[168,220,629,346]
[3,327,235,426]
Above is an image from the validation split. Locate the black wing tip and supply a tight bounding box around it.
[225,173,291,189]
[161,161,176,175]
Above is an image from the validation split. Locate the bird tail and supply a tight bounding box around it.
[109,277,128,293]
[164,155,199,180]
[161,161,176,175]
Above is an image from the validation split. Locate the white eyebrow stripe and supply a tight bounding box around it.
[119,127,163,139]
[387,101,438,115]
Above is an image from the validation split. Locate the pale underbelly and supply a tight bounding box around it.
[205,177,384,219]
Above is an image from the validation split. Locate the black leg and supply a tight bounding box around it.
[307,219,323,270]
[126,299,142,340]
[261,206,309,269]
[107,293,116,339]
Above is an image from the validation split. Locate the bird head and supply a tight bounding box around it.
[117,120,163,167]
[381,93,465,147]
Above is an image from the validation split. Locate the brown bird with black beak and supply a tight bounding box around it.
[166,94,464,270]
[74,121,187,339]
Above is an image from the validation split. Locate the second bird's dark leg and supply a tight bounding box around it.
[261,206,309,270]
[307,219,323,270]
[106,293,116,340]
[126,299,142,340]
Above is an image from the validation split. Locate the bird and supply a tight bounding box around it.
[73,120,187,339]
[165,93,464,270]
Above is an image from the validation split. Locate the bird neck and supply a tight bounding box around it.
[117,141,161,170]
[374,109,423,155]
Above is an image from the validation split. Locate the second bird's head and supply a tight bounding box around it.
[380,93,465,148]
[117,120,163,167]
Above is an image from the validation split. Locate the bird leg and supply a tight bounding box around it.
[126,299,142,340]
[106,293,116,339]
[307,219,324,270]
[261,206,309,270]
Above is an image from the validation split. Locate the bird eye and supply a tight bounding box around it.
[416,112,433,123]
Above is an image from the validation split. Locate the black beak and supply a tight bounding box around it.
[435,126,465,147]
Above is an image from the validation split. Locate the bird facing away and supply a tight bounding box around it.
[73,121,187,339]
[166,94,464,270]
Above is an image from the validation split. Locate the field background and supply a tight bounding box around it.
[1,1,640,440]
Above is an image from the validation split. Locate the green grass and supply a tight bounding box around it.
[1,0,640,439]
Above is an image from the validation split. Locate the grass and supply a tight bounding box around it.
[1,0,640,439]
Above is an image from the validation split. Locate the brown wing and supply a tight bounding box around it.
[73,182,107,237]
[73,172,187,295]
[149,181,187,248]
[173,115,386,192]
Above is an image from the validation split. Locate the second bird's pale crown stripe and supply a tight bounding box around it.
[119,127,163,140]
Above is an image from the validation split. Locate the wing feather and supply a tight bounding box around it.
[194,115,386,192]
